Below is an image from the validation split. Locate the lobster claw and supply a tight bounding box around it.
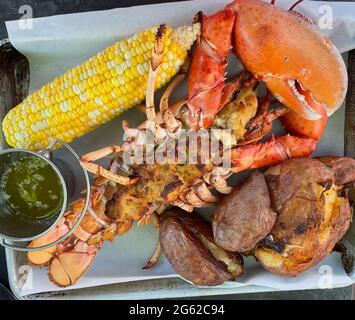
[187,9,235,130]
[227,0,348,120]
[187,0,348,129]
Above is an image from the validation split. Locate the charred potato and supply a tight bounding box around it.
[213,171,277,252]
[160,209,243,286]
[255,157,354,276]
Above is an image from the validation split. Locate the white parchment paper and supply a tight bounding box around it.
[5,0,355,296]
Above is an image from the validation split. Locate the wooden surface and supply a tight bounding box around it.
[0,40,29,150]
[344,50,355,300]
[346,50,355,158]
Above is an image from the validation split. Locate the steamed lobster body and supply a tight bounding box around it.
[28,0,348,287]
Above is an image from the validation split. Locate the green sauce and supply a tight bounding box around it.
[0,155,64,220]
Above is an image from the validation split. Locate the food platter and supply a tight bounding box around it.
[1,0,355,299]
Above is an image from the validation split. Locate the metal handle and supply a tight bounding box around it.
[0,140,91,252]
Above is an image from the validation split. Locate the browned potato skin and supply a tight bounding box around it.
[317,157,355,185]
[213,171,277,252]
[160,210,243,286]
[255,158,354,276]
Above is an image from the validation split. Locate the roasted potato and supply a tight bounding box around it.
[160,209,243,286]
[213,171,277,252]
[255,157,354,276]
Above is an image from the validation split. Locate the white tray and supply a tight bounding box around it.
[3,50,355,301]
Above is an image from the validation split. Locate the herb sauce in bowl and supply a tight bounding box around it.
[0,155,64,220]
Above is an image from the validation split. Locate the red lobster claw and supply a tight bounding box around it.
[188,0,347,129]
[187,9,235,130]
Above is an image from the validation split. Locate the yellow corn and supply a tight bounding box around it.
[3,24,200,150]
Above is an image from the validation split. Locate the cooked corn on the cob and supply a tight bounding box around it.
[3,24,200,150]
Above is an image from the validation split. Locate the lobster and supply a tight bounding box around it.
[27,0,347,287]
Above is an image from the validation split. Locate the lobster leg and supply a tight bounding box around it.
[158,58,190,136]
[171,199,194,213]
[242,106,289,145]
[146,30,163,123]
[80,146,138,185]
[145,24,170,143]
[240,89,288,145]
[203,167,233,194]
[81,146,123,161]
[143,212,161,269]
